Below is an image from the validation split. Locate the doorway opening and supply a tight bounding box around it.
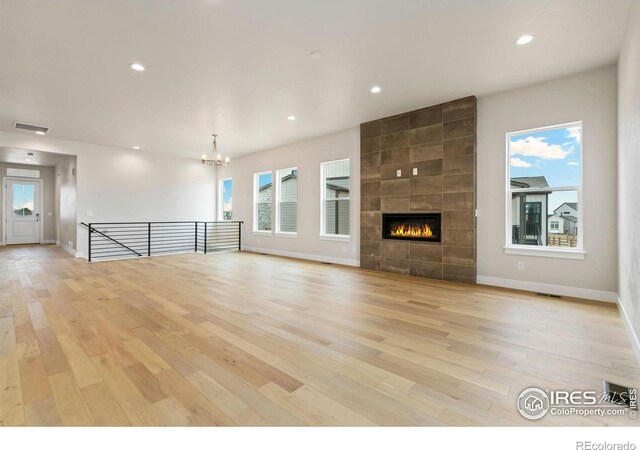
[0,147,77,251]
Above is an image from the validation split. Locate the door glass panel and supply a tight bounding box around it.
[13,184,34,216]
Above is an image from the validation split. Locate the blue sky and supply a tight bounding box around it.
[222,178,232,211]
[509,124,581,211]
[258,172,272,189]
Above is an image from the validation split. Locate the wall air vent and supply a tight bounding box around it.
[14,122,49,134]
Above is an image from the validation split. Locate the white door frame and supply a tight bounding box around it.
[2,176,44,245]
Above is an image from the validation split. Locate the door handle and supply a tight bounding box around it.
[35,213,40,222]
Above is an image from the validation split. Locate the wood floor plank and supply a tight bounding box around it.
[57,334,103,388]
[80,382,131,426]
[49,371,94,426]
[0,245,638,426]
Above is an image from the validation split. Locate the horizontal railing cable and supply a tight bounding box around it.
[81,221,243,262]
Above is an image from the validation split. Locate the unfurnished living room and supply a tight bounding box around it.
[1,0,640,447]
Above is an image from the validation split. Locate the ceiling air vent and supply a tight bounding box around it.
[14,122,49,134]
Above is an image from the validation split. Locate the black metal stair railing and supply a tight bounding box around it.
[81,221,242,262]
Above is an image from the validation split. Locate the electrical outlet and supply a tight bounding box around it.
[341,245,347,252]
[517,262,525,271]
[413,167,418,176]
[396,169,402,177]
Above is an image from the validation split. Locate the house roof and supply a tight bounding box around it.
[553,202,578,213]
[510,176,549,188]
[562,215,578,223]
[258,173,298,191]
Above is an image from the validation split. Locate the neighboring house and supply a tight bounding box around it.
[257,170,299,232]
[511,176,550,246]
[548,202,578,235]
[325,177,350,235]
[279,171,298,232]
[258,180,273,231]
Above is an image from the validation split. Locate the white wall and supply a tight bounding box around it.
[54,156,77,251]
[0,130,216,258]
[618,0,640,355]
[217,128,360,265]
[477,65,618,301]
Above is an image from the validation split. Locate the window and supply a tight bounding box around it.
[507,122,582,253]
[321,159,350,238]
[254,171,272,232]
[219,178,233,220]
[276,168,298,234]
[13,184,34,216]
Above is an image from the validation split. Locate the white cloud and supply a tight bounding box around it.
[567,161,579,166]
[510,136,571,160]
[223,201,232,212]
[510,157,532,168]
[566,126,581,143]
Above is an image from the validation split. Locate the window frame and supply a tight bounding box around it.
[275,167,298,236]
[253,171,273,234]
[505,121,584,259]
[218,177,233,221]
[320,159,351,240]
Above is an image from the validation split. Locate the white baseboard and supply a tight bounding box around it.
[243,246,359,267]
[41,239,56,244]
[57,241,78,257]
[476,275,617,303]
[617,297,640,367]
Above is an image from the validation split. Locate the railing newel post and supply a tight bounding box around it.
[148,222,151,257]
[204,222,208,254]
[88,223,92,262]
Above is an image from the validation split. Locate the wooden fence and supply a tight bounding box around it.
[547,233,578,247]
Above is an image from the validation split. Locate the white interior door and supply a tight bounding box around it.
[6,179,41,245]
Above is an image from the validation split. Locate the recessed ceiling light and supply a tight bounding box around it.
[309,51,323,59]
[370,86,381,94]
[288,116,296,121]
[25,158,32,162]
[129,62,145,72]
[132,146,141,150]
[35,130,46,135]
[516,35,534,45]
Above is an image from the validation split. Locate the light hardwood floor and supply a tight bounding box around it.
[0,245,638,426]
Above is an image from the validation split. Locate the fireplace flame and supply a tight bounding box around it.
[390,223,433,238]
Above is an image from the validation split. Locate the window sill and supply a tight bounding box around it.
[320,234,351,242]
[504,246,585,260]
[252,230,273,235]
[275,232,297,238]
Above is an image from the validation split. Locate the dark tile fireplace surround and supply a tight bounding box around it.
[360,96,477,284]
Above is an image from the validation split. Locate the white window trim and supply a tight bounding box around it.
[320,159,351,239]
[218,177,232,221]
[319,234,351,242]
[253,171,273,234]
[275,167,298,236]
[504,121,584,258]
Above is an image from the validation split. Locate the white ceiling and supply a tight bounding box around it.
[0,0,631,159]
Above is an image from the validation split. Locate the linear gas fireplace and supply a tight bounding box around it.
[382,213,441,242]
